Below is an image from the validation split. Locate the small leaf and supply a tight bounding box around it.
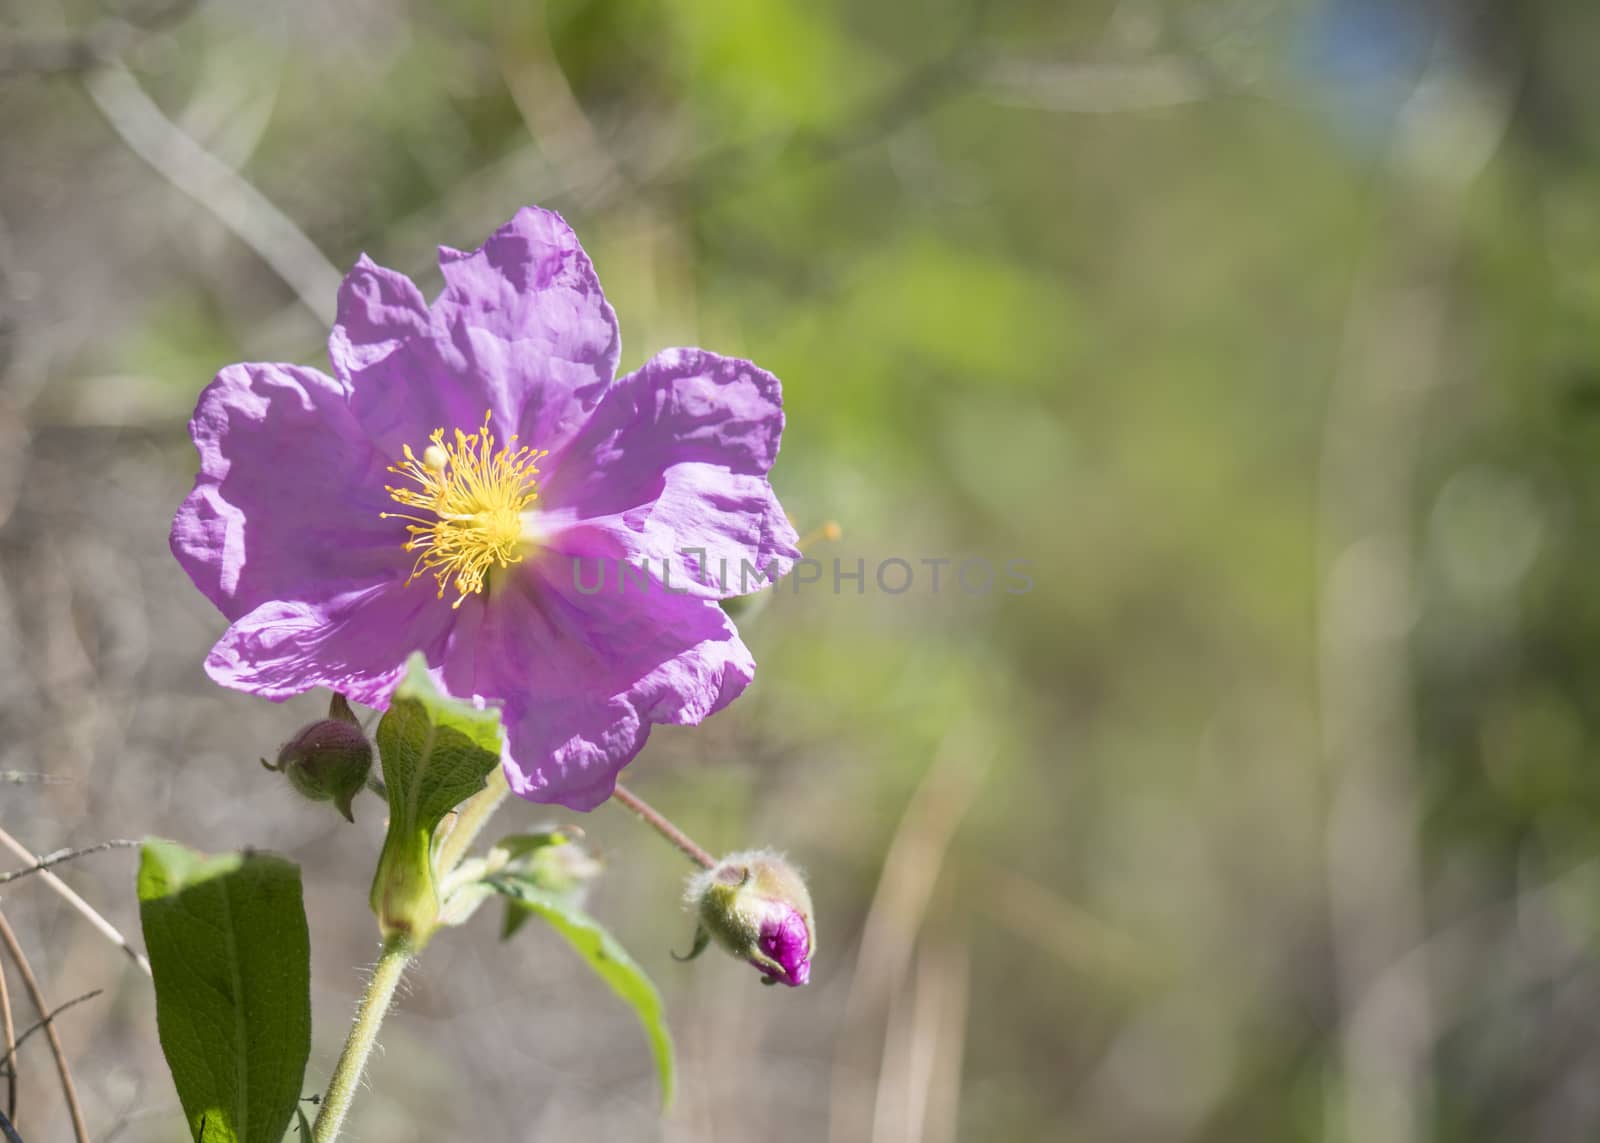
[369,654,503,940]
[493,829,603,939]
[489,877,675,1110]
[138,839,311,1143]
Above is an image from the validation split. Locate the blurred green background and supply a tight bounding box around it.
[5,0,1600,1139]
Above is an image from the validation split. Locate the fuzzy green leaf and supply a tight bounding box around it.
[137,839,311,1143]
[489,877,675,1110]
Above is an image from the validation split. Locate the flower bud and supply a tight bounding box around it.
[684,850,815,987]
[262,700,372,822]
[521,834,604,900]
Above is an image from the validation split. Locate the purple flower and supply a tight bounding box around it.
[171,207,799,810]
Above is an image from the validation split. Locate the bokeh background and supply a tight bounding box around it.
[4,0,1600,1139]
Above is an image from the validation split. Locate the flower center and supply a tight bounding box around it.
[381,412,546,608]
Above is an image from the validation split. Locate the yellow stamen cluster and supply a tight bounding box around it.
[381,412,546,608]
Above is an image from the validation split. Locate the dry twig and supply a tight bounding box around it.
[0,841,139,887]
[0,912,88,1143]
[84,63,341,325]
[0,991,104,1073]
[0,945,13,1121]
[0,828,149,976]
[830,729,988,1143]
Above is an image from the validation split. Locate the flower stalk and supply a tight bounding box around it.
[611,783,716,870]
[312,936,413,1143]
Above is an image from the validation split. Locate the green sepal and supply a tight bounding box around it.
[671,924,712,962]
[369,654,502,945]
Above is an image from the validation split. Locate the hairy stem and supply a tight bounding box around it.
[612,783,717,870]
[312,938,413,1143]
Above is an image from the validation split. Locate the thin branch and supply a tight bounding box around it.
[0,912,88,1143]
[830,730,988,1143]
[0,1105,21,1143]
[99,1103,173,1143]
[81,62,341,325]
[610,783,716,870]
[0,991,103,1073]
[0,943,13,1121]
[0,828,149,977]
[0,775,69,787]
[0,841,139,887]
[493,0,626,204]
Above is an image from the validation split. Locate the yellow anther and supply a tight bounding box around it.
[381,411,545,607]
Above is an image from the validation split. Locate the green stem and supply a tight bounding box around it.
[311,938,413,1143]
[435,765,510,876]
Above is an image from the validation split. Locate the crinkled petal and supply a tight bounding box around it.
[536,348,799,599]
[170,362,406,623]
[205,583,456,706]
[441,560,755,810]
[435,207,621,450]
[328,254,432,373]
[328,256,492,455]
[332,208,620,458]
[758,910,812,986]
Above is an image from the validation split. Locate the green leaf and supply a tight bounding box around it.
[489,877,675,1111]
[137,839,312,1143]
[369,653,503,940]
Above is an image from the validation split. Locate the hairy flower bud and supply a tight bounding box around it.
[262,696,372,822]
[684,850,814,987]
